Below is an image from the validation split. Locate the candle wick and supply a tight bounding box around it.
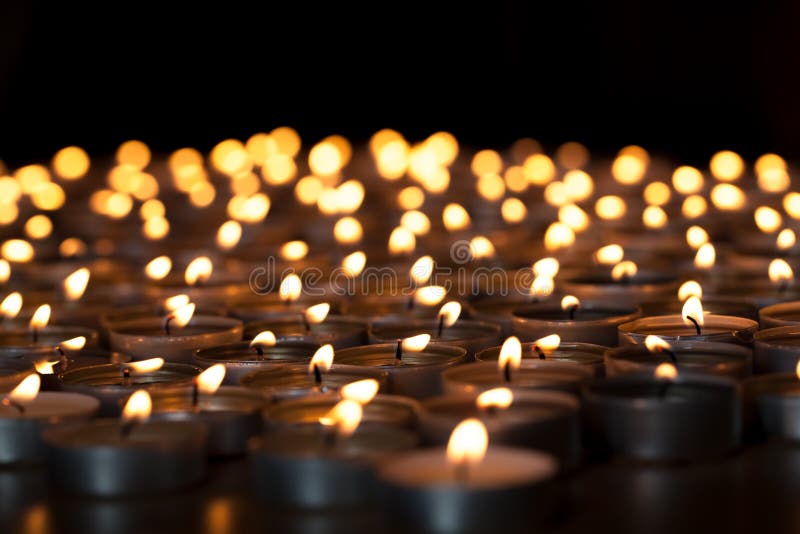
[503,362,511,383]
[568,305,578,320]
[254,346,264,359]
[530,296,539,304]
[122,367,132,387]
[534,345,545,360]
[779,281,789,294]
[56,345,64,357]
[406,295,415,311]
[119,420,137,439]
[322,424,338,449]
[663,349,677,364]
[620,274,630,285]
[192,382,199,409]
[59,353,68,370]
[395,339,402,364]
[1,397,25,415]
[301,313,311,333]
[164,315,173,336]
[313,364,322,385]
[686,315,701,336]
[437,315,445,337]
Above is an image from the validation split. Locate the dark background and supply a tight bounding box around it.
[1,1,798,165]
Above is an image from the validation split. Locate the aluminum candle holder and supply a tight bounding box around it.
[753,326,800,374]
[560,270,679,306]
[192,340,319,385]
[475,341,606,376]
[39,349,131,390]
[240,363,388,402]
[368,319,502,360]
[512,303,640,347]
[743,373,800,441]
[442,360,594,396]
[605,341,752,380]
[641,296,759,322]
[250,423,419,509]
[0,326,99,358]
[0,359,35,392]
[227,296,342,323]
[618,315,758,346]
[264,393,422,430]
[243,316,367,350]
[331,344,469,398]
[466,294,555,337]
[759,301,800,329]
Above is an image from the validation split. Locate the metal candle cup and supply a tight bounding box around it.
[58,362,201,416]
[641,296,759,321]
[250,423,419,509]
[512,303,640,347]
[605,341,752,379]
[419,390,581,470]
[343,293,443,321]
[466,295,550,337]
[618,315,758,346]
[240,363,388,402]
[243,316,367,350]
[742,373,800,441]
[227,296,341,323]
[368,319,502,360]
[753,326,800,374]
[377,446,559,533]
[192,340,319,385]
[0,326,98,358]
[0,359,35,392]
[442,361,593,397]
[560,270,679,306]
[475,341,606,377]
[331,344,469,399]
[37,349,131,391]
[759,301,800,329]
[0,391,99,464]
[582,374,741,461]
[265,393,421,430]
[144,271,251,306]
[108,315,243,363]
[43,419,207,496]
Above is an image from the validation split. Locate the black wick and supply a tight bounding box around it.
[658,381,671,399]
[192,381,199,409]
[533,344,546,360]
[163,314,174,336]
[254,345,264,358]
[656,347,677,364]
[31,327,38,344]
[503,361,512,383]
[437,314,445,337]
[686,315,701,336]
[119,419,137,438]
[567,305,578,320]
[301,313,311,333]
[312,364,322,385]
[122,367,132,387]
[395,339,403,363]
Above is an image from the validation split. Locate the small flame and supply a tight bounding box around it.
[279,274,302,303]
[530,275,554,298]
[533,257,559,278]
[341,251,366,278]
[0,259,9,283]
[694,243,716,270]
[145,256,172,280]
[410,255,434,285]
[126,357,165,373]
[682,296,705,328]
[442,203,471,232]
[250,330,277,349]
[1,292,22,319]
[438,301,462,328]
[476,387,513,410]
[8,374,40,405]
[685,225,709,249]
[318,399,362,438]
[59,336,86,351]
[446,418,488,467]
[535,334,561,353]
[280,240,309,261]
[754,206,782,234]
[414,285,447,306]
[29,304,51,329]
[63,267,90,301]
[304,303,330,324]
[595,244,624,265]
[402,333,431,352]
[769,259,794,286]
[388,226,416,255]
[561,295,580,311]
[164,294,190,312]
[611,261,638,281]
[777,229,796,250]
[170,302,196,328]
[121,389,152,424]
[185,256,213,286]
[655,362,678,381]
[469,236,495,260]
[543,222,576,251]
[216,220,242,250]
[498,336,522,372]
[678,280,702,301]
[340,378,379,404]
[35,360,59,374]
[645,335,672,353]
[309,344,334,374]
[196,364,226,395]
[796,360,800,381]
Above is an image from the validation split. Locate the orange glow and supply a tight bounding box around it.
[15,165,50,194]
[535,334,561,353]
[563,170,594,202]
[777,229,796,250]
[185,257,213,286]
[543,222,575,251]
[29,304,51,329]
[611,261,638,281]
[710,184,745,211]
[342,251,367,278]
[784,193,800,220]
[121,390,152,423]
[476,173,506,202]
[559,204,590,232]
[504,166,528,193]
[682,296,705,328]
[397,186,425,210]
[672,166,704,195]
[116,140,151,170]
[498,336,522,372]
[9,374,40,405]
[755,153,787,176]
[52,146,90,180]
[304,303,331,324]
[63,267,90,301]
[340,378,379,404]
[543,181,568,207]
[164,294,189,312]
[438,301,462,327]
[501,198,527,224]
[59,238,87,258]
[561,295,580,311]
[279,274,302,303]
[758,168,790,193]
[769,259,793,286]
[270,126,302,157]
[142,216,170,240]
[655,363,678,380]
[2,239,34,263]
[30,182,66,211]
[308,141,343,177]
[400,210,431,235]
[1,292,22,319]
[279,240,309,261]
[294,176,324,205]
[402,333,431,352]
[533,258,559,278]
[710,150,744,181]
[476,387,513,410]
[35,360,58,375]
[595,244,624,265]
[643,206,668,229]
[530,275,554,298]
[442,203,471,232]
[211,139,251,176]
[523,154,556,185]
[410,256,435,285]
[197,364,226,395]
[169,302,196,328]
[318,399,362,438]
[755,206,782,234]
[216,221,243,250]
[140,199,165,220]
[612,154,646,185]
[694,243,716,270]
[0,259,8,283]
[686,226,709,249]
[24,215,53,240]
[309,344,334,374]
[556,141,589,169]
[471,149,503,177]
[375,139,410,180]
[250,331,277,349]
[388,226,416,255]
[595,195,627,220]
[333,217,363,245]
[262,154,297,185]
[469,236,495,260]
[335,180,365,214]
[447,418,488,467]
[645,335,672,353]
[678,280,702,301]
[643,181,671,206]
[126,358,165,373]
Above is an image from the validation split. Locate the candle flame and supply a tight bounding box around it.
[410,255,434,285]
[164,294,190,312]
[530,275,554,298]
[645,335,672,353]
[29,304,51,329]
[340,378,379,404]
[769,258,794,286]
[0,259,9,283]
[59,336,86,351]
[469,236,495,260]
[682,296,705,328]
[643,205,668,229]
[446,418,488,467]
[476,387,513,410]
[250,330,277,349]
[611,261,638,281]
[34,360,59,375]
[678,280,702,301]
[309,344,334,374]
[694,243,716,270]
[304,303,330,324]
[333,216,363,244]
[777,229,796,250]
[170,302,196,328]
[595,195,627,220]
[196,364,226,395]
[534,334,561,353]
[438,301,461,328]
[318,399,362,438]
[595,244,624,265]
[498,336,522,372]
[2,239,34,263]
[341,251,366,278]
[216,220,242,250]
[754,206,782,234]
[388,226,416,255]
[279,274,302,303]
[796,360,800,381]
[1,292,22,319]
[561,295,580,312]
[145,256,172,280]
[402,333,431,352]
[533,257,559,278]
[442,203,471,232]
[414,285,447,306]
[121,389,152,423]
[280,240,309,261]
[686,226,709,249]
[655,362,678,381]
[543,222,576,251]
[63,267,90,301]
[8,374,40,405]
[127,357,165,373]
[185,256,213,286]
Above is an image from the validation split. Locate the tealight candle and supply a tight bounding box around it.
[641,295,759,322]
[583,365,741,461]
[759,300,800,329]
[43,390,208,496]
[560,268,679,306]
[0,303,98,357]
[377,418,559,533]
[743,362,800,441]
[512,295,640,347]
[753,326,800,374]
[475,337,606,376]
[0,374,99,464]
[32,345,131,390]
[243,307,367,350]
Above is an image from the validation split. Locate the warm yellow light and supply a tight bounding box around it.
[9,374,40,406]
[756,153,787,176]
[559,203,590,232]
[523,154,556,185]
[694,243,716,270]
[443,203,471,232]
[29,304,51,329]
[476,387,513,410]
[709,184,745,212]
[754,206,782,234]
[24,215,52,240]
[342,251,367,278]
[471,150,503,177]
[15,165,50,194]
[686,226,709,249]
[375,139,410,180]
[197,364,226,395]
[469,236,495,260]
[796,360,800,382]
[1,239,34,263]
[535,334,561,354]
[262,154,297,186]
[0,201,15,225]
[294,176,324,206]
[55,336,85,352]
[679,195,706,219]
[235,193,271,224]
[308,142,343,177]
[612,154,646,185]
[309,344,334,374]
[533,258,559,278]
[270,126,302,157]
[476,174,506,202]
[504,166,528,193]
[317,188,340,216]
[556,141,589,169]
[672,166,704,195]
[562,170,594,202]
[127,358,166,373]
[188,181,216,208]
[279,240,309,261]
[0,177,21,204]
[279,274,302,303]
[777,229,796,250]
[397,186,425,210]
[410,256,434,285]
[784,193,800,220]
[769,258,794,286]
[402,333,431,352]
[501,198,527,224]
[333,217,363,245]
[116,140,151,170]
[215,221,242,251]
[543,181,568,207]
[400,210,431,236]
[678,280,702,301]
[340,378,380,405]
[561,295,580,312]
[426,131,459,166]
[447,418,488,467]
[211,140,251,176]
[142,216,170,240]
[335,180,365,214]
[438,301,462,328]
[388,226,416,255]
[643,181,671,206]
[611,261,638,281]
[595,244,624,265]
[414,285,447,306]
[58,238,87,259]
[30,182,66,211]
[245,132,277,166]
[53,146,90,180]
[645,335,672,353]
[164,294,189,312]
[250,331,277,349]
[595,195,627,220]
[370,129,404,154]
[710,150,744,181]
[0,259,8,283]
[544,222,575,251]
[643,206,668,229]
[170,303,196,328]
[655,363,678,381]
[63,267,90,301]
[185,257,213,286]
[318,399,362,438]
[1,292,22,319]
[305,303,330,324]
[35,360,58,375]
[682,296,704,328]
[758,168,790,194]
[530,275,554,299]
[121,390,152,423]
[511,138,542,163]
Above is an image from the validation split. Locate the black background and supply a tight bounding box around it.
[1,1,798,165]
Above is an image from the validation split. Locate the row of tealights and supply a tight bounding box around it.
[0,134,800,532]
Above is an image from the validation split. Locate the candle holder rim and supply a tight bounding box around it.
[475,341,607,364]
[193,340,321,365]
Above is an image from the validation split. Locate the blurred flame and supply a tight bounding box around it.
[402,333,431,352]
[304,303,330,324]
[59,336,86,351]
[595,244,624,265]
[682,297,705,328]
[710,184,745,211]
[611,261,638,281]
[769,259,794,285]
[280,240,309,261]
[342,251,366,278]
[309,344,334,374]
[340,378,379,404]
[216,221,243,250]
[127,357,165,373]
[558,204,590,232]
[145,256,172,280]
[561,295,580,311]
[2,239,34,263]
[63,267,90,301]
[534,334,560,353]
[318,399,362,438]
[410,256,434,285]
[476,387,513,410]
[777,229,796,250]
[400,210,431,235]
[469,236,495,260]
[443,203,471,232]
[710,150,744,181]
[447,418,488,467]
[0,259,9,283]
[755,206,782,234]
[30,304,51,329]
[388,226,416,255]
[164,294,189,312]
[686,226,709,249]
[678,281,702,301]
[197,364,226,395]
[8,374,40,405]
[250,330,277,348]
[279,274,302,303]
[533,258,559,278]
[414,285,447,306]
[1,292,22,319]
[121,390,152,423]
[170,303,196,328]
[672,166,704,195]
[595,195,627,220]
[645,335,672,353]
[35,360,58,375]
[655,363,678,381]
[530,275,554,298]
[544,222,575,251]
[694,243,716,270]
[438,301,461,328]
[333,217,363,244]
[498,336,522,372]
[643,206,668,229]
[501,198,527,224]
[185,257,213,286]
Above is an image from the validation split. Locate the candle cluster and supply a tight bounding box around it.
[2,131,800,531]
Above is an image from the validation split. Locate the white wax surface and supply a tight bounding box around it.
[0,392,99,419]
